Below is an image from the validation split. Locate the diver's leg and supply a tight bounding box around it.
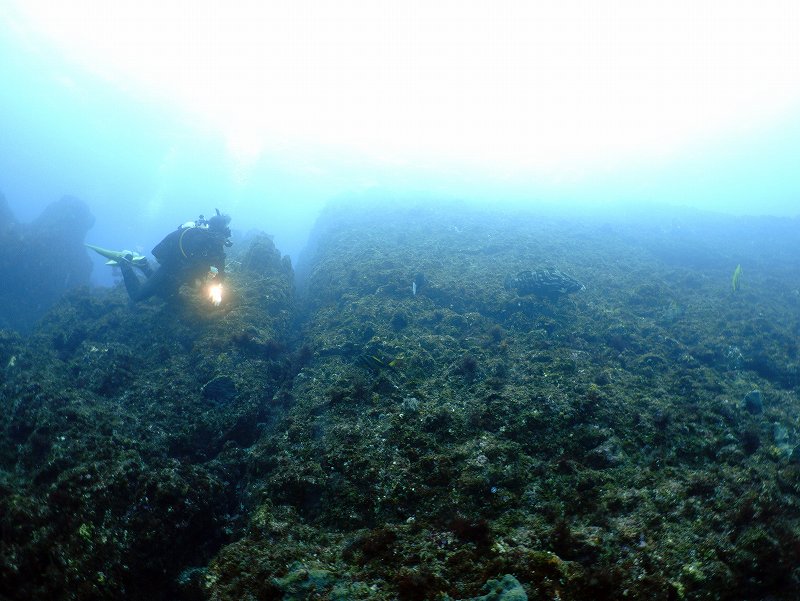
[137,267,172,300]
[118,262,147,301]
[135,258,153,277]
[120,261,180,303]
[120,261,170,302]
[136,265,178,301]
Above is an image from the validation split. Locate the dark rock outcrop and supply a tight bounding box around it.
[0,233,296,601]
[0,195,95,332]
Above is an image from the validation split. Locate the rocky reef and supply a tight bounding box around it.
[1,201,800,600]
[0,194,95,333]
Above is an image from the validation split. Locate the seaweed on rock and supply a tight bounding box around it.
[0,234,295,600]
[2,204,800,600]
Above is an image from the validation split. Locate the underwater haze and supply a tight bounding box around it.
[2,1,800,283]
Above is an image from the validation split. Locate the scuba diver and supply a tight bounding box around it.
[87,210,232,305]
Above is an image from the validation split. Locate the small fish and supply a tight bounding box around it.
[731,264,743,292]
[356,353,398,373]
[413,272,426,295]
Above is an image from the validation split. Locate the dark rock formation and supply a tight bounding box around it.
[0,233,295,600]
[0,195,94,332]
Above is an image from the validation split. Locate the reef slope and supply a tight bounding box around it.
[2,204,800,600]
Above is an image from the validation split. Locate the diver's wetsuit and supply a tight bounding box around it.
[119,225,226,302]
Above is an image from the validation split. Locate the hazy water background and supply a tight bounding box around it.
[2,3,799,288]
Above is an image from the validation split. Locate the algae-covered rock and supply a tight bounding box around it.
[271,562,335,599]
[743,389,763,414]
[201,375,238,403]
[448,574,527,601]
[4,202,800,601]
[0,233,295,600]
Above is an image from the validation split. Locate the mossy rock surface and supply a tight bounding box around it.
[2,205,800,600]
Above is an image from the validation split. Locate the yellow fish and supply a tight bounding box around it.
[731,264,743,292]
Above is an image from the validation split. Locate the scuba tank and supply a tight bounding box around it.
[152,215,206,264]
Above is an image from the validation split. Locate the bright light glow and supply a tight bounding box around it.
[7,0,800,178]
[208,283,223,306]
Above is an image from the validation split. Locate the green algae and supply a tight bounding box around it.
[448,574,527,601]
[2,206,800,600]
